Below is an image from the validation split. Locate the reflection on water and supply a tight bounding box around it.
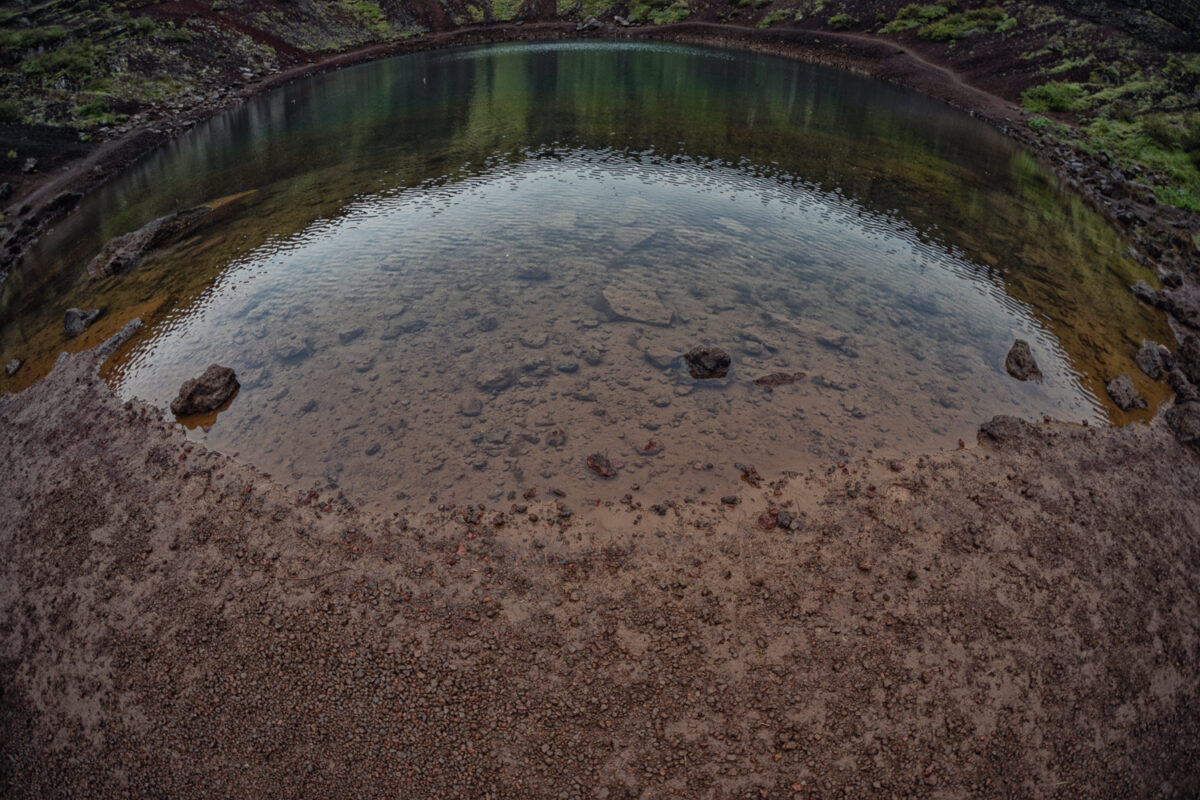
[0,42,1173,510]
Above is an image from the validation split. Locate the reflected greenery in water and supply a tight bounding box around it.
[0,42,1171,505]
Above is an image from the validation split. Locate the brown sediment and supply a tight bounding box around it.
[1,333,1198,796]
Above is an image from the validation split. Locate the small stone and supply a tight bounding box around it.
[602,283,672,326]
[816,332,858,358]
[754,371,805,388]
[64,308,101,338]
[1106,374,1147,410]
[21,157,37,174]
[557,362,579,374]
[586,453,617,477]
[685,345,731,379]
[275,334,312,362]
[1004,339,1042,382]
[519,333,548,349]
[365,442,381,456]
[460,397,483,417]
[515,265,551,281]
[338,327,365,345]
[170,365,239,416]
[643,345,678,371]
[381,319,427,339]
[4,358,20,377]
[476,368,515,393]
[582,348,604,366]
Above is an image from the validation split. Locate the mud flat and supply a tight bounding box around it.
[2,333,1198,797]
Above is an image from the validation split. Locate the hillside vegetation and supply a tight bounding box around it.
[0,0,1197,211]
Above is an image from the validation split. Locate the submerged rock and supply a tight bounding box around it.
[753,371,805,388]
[274,334,312,362]
[459,397,483,417]
[1106,374,1147,411]
[4,358,20,377]
[1004,339,1042,382]
[381,319,428,339]
[514,265,551,281]
[64,308,101,338]
[1135,340,1170,380]
[685,345,730,379]
[86,205,213,278]
[816,332,859,358]
[476,368,515,394]
[338,327,365,345]
[170,364,238,416]
[602,283,672,327]
[642,344,678,371]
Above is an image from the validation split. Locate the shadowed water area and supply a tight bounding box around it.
[0,42,1174,510]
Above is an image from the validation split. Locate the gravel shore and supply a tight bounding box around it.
[2,333,1198,798]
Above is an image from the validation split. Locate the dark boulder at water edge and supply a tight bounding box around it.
[1004,339,1042,382]
[170,365,239,417]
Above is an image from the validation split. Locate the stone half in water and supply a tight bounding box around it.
[170,364,239,417]
[64,308,101,338]
[1106,374,1147,411]
[1004,339,1042,382]
[685,346,731,380]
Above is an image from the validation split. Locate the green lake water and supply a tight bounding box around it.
[0,41,1172,509]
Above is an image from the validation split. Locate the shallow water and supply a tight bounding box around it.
[0,42,1173,510]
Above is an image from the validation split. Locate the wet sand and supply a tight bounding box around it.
[2,331,1199,797]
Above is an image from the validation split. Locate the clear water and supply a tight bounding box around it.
[0,42,1172,510]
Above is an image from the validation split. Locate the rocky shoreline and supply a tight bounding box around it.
[2,20,1200,799]
[2,328,1200,797]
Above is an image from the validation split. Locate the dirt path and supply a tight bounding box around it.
[2,332,1198,798]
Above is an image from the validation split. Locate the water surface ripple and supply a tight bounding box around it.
[0,42,1172,509]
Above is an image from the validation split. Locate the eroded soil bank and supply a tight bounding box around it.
[2,334,1199,797]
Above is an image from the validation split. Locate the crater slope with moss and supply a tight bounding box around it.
[0,0,1197,214]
